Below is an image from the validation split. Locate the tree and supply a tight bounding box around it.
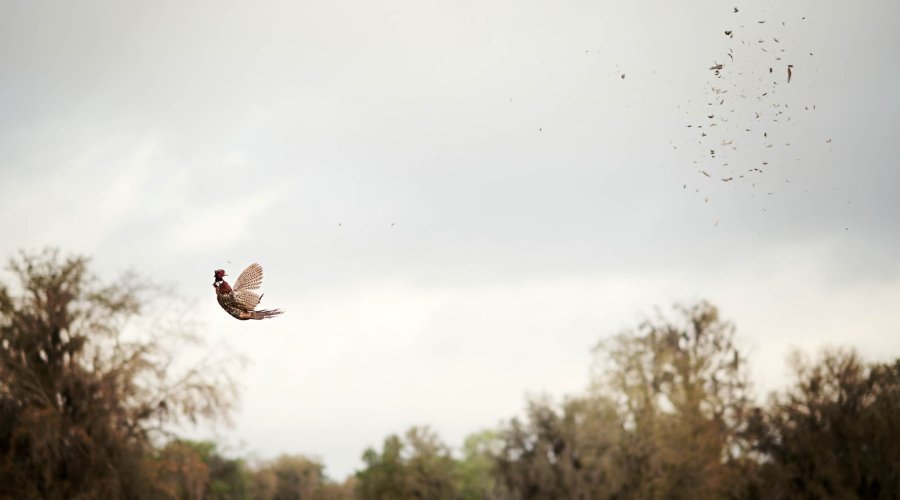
[457,430,501,500]
[493,301,757,499]
[493,395,625,500]
[172,440,251,500]
[269,454,326,500]
[0,249,239,499]
[753,349,900,498]
[356,426,459,500]
[593,301,755,498]
[248,454,352,500]
[145,441,210,500]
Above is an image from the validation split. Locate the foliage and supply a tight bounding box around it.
[458,430,501,500]
[0,249,238,499]
[593,301,755,498]
[145,441,210,500]
[263,454,326,500]
[356,426,459,500]
[493,395,625,500]
[2,249,898,500]
[491,302,756,499]
[752,349,900,498]
[150,440,252,500]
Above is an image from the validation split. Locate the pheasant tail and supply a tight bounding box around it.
[246,308,284,320]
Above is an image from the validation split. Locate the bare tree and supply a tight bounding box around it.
[0,249,240,499]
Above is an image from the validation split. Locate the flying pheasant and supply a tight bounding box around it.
[213,263,283,320]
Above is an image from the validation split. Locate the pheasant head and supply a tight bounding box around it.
[213,269,232,293]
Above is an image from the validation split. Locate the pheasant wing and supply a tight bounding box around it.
[234,290,262,310]
[233,263,264,292]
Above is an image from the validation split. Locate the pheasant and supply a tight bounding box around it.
[213,263,283,320]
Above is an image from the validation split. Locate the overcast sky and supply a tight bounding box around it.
[2,0,900,479]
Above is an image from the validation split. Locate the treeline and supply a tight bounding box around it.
[2,250,899,499]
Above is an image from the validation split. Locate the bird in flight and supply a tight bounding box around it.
[213,263,283,320]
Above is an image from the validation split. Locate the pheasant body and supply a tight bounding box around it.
[213,263,283,320]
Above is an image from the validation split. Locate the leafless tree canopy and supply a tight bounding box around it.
[0,249,239,499]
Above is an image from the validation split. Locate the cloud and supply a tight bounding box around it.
[163,185,287,255]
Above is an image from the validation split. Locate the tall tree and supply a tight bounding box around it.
[593,301,755,498]
[0,249,238,499]
[753,349,900,498]
[494,301,756,499]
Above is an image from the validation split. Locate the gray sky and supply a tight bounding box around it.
[2,0,900,479]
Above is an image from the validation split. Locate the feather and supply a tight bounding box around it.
[234,290,262,310]
[233,263,264,292]
[214,262,283,320]
[246,309,284,320]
